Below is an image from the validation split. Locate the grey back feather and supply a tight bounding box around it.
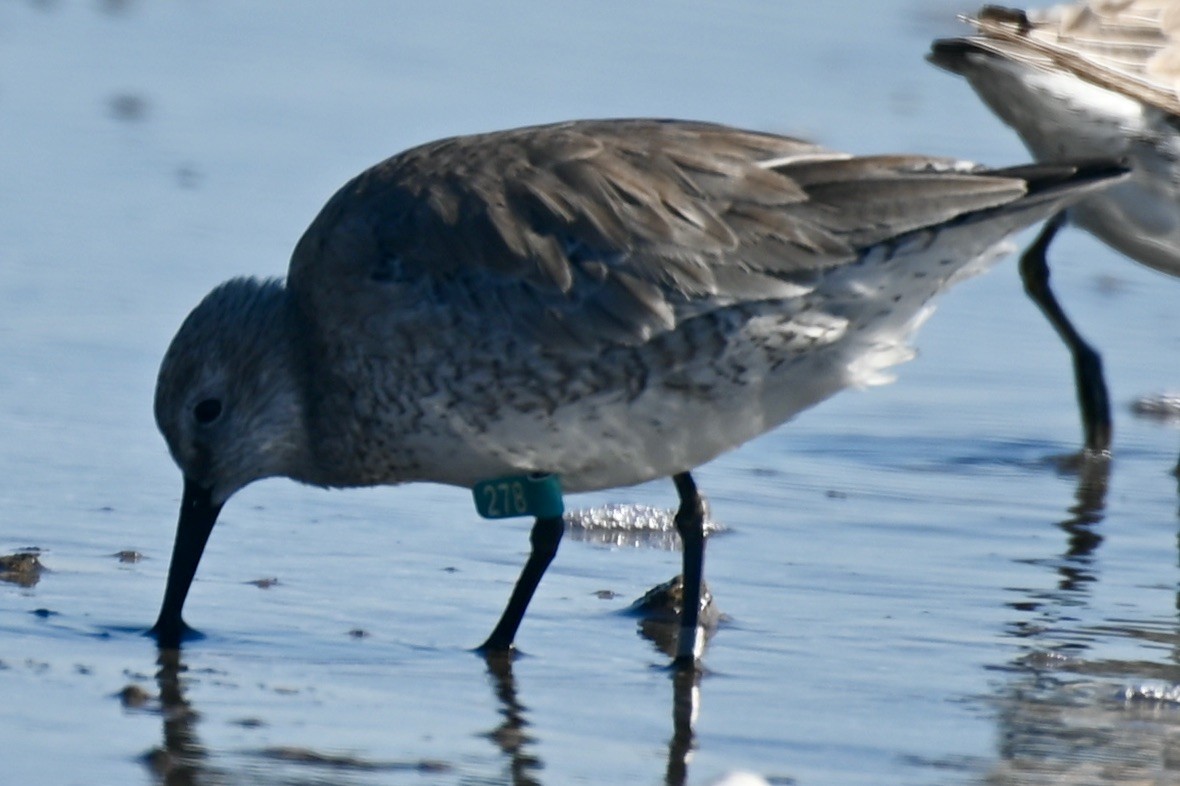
[287,119,1075,351]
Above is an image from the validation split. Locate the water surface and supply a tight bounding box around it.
[3,2,1180,784]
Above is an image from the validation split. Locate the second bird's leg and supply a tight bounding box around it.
[479,514,564,654]
[672,471,707,667]
[1019,212,1112,454]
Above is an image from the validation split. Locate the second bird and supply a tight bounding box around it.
[931,1,1180,459]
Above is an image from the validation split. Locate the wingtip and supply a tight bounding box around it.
[991,158,1131,190]
[1069,158,1134,184]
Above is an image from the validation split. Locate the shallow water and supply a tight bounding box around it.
[3,1,1180,784]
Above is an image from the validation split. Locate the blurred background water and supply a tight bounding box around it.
[3,1,1180,784]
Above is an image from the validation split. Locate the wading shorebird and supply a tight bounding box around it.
[150,118,1124,665]
[931,1,1180,460]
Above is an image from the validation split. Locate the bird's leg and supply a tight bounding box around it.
[672,471,706,667]
[1019,211,1112,454]
[478,514,564,654]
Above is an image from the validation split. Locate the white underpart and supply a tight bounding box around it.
[414,220,1018,494]
[962,52,1180,275]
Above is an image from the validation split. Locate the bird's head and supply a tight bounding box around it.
[150,276,308,647]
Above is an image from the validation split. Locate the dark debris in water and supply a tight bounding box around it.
[1092,272,1130,296]
[256,746,451,773]
[1,549,44,587]
[247,577,279,589]
[175,164,201,189]
[113,550,143,563]
[108,92,149,122]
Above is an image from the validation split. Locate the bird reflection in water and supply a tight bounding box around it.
[482,650,544,786]
[140,503,726,785]
[982,454,1180,785]
[143,649,214,786]
[479,573,720,786]
[1058,455,1108,562]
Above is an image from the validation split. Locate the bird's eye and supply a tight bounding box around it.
[193,398,223,424]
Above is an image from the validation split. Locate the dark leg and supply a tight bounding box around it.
[1019,212,1112,454]
[672,472,706,667]
[479,515,564,653]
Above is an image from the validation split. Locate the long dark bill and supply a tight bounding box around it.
[148,477,224,649]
